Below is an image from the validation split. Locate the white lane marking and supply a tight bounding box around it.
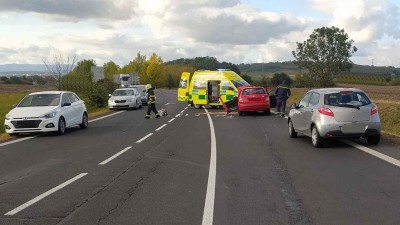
[89,111,125,123]
[99,146,132,165]
[136,133,153,143]
[168,118,175,123]
[175,114,181,118]
[180,110,185,114]
[155,124,167,131]
[185,107,188,110]
[0,136,36,147]
[186,114,189,117]
[201,108,217,225]
[5,173,88,216]
[341,140,400,168]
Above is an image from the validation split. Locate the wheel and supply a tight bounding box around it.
[211,106,217,109]
[264,110,271,115]
[80,113,88,129]
[367,135,380,145]
[138,100,142,109]
[58,117,66,135]
[288,119,297,138]
[238,111,243,116]
[311,125,324,148]
[194,104,202,109]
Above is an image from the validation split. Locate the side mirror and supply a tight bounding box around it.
[12,104,16,108]
[290,103,298,109]
[62,102,71,107]
[109,94,112,97]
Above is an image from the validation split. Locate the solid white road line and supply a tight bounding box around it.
[201,108,217,225]
[136,133,153,143]
[99,146,132,165]
[155,124,167,131]
[342,140,400,168]
[89,111,125,123]
[0,136,36,147]
[5,173,88,216]
[168,118,175,123]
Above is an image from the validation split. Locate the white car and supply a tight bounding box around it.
[4,91,88,135]
[108,88,142,110]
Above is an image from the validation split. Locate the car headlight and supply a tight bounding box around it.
[5,114,13,120]
[41,109,59,119]
[127,98,133,102]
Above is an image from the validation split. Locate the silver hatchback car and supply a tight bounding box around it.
[288,88,381,148]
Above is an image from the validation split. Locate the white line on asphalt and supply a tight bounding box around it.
[201,108,217,225]
[341,140,400,168]
[136,133,153,143]
[0,136,36,147]
[168,118,175,123]
[185,107,188,110]
[155,124,167,131]
[89,111,125,123]
[5,173,88,216]
[99,146,132,165]
[180,110,185,114]
[175,114,181,118]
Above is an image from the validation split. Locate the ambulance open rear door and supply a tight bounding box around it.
[178,72,190,101]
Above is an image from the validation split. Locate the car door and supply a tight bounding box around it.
[304,92,320,135]
[291,92,312,132]
[60,93,74,126]
[69,93,84,125]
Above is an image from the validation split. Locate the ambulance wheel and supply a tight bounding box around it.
[194,104,202,109]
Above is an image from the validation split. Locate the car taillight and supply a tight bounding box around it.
[370,105,378,115]
[318,107,334,117]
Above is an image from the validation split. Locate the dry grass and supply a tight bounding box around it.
[0,84,56,94]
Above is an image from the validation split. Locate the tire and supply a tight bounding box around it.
[264,110,271,115]
[367,135,380,145]
[288,119,297,138]
[58,117,66,135]
[311,125,324,148]
[80,112,88,129]
[138,100,142,109]
[194,104,202,109]
[238,111,243,116]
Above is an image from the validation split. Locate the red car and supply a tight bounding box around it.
[237,86,271,116]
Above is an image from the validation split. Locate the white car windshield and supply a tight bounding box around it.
[18,94,60,107]
[113,90,133,96]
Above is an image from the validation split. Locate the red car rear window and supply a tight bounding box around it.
[242,88,265,95]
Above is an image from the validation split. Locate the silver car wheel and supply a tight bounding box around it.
[311,128,317,145]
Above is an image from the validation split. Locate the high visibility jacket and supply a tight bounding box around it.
[276,84,291,100]
[147,88,156,104]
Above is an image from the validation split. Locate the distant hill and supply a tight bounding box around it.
[237,61,400,80]
[0,64,46,72]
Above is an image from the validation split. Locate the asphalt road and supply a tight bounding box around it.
[1,89,400,225]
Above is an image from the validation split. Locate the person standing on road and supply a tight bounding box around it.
[145,84,160,119]
[275,80,291,117]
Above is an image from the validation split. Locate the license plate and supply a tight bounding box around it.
[341,124,367,134]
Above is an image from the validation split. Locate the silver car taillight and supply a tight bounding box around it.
[318,107,334,117]
[370,105,378,115]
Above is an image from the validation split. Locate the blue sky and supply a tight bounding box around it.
[1,0,400,67]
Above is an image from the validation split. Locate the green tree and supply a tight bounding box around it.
[165,74,175,89]
[146,53,164,87]
[240,74,253,84]
[271,72,292,86]
[103,61,120,80]
[292,26,357,88]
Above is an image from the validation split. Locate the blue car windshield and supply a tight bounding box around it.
[18,94,60,107]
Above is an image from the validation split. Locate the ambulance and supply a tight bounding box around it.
[177,70,250,108]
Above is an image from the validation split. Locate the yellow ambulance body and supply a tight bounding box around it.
[177,70,249,108]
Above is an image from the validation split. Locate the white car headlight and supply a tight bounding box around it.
[5,114,13,120]
[127,98,133,102]
[41,109,59,119]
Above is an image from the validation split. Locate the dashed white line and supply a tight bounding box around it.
[201,108,217,225]
[136,133,153,143]
[168,118,175,123]
[155,124,167,131]
[175,114,181,118]
[342,140,400,168]
[99,146,132,165]
[5,173,88,216]
[180,110,185,114]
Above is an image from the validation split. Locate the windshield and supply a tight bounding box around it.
[324,92,372,107]
[18,94,60,107]
[232,79,250,88]
[113,90,134,96]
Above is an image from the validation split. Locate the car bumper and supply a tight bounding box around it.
[317,121,381,138]
[238,104,270,112]
[4,118,59,134]
[108,102,135,109]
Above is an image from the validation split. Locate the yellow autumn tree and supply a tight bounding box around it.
[146,53,164,87]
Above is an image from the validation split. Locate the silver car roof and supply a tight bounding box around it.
[308,88,364,94]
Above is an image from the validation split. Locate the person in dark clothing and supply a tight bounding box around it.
[275,80,291,117]
[145,84,160,119]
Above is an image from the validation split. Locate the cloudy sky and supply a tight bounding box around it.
[1,0,400,67]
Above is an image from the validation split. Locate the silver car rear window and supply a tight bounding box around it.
[324,92,371,107]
